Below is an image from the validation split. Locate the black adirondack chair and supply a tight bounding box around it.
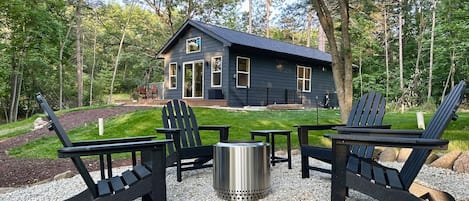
[297,91,388,177]
[36,93,172,201]
[326,81,466,201]
[155,99,230,182]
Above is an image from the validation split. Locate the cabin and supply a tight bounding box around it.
[156,20,336,107]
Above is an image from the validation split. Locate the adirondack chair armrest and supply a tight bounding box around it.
[72,136,156,146]
[295,124,346,131]
[155,128,181,147]
[295,124,346,145]
[58,139,173,158]
[324,134,448,150]
[334,127,424,138]
[198,125,231,141]
[334,124,392,131]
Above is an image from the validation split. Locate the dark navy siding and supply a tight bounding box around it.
[161,24,335,107]
[163,27,225,99]
[227,48,335,107]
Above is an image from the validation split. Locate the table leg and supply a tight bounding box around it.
[271,133,275,166]
[287,132,291,169]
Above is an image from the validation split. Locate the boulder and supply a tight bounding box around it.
[0,187,18,194]
[291,149,300,155]
[275,150,286,156]
[430,150,461,169]
[33,117,48,130]
[266,104,303,110]
[378,148,398,162]
[453,151,469,173]
[425,153,439,164]
[397,148,413,162]
[372,147,385,160]
[53,170,76,180]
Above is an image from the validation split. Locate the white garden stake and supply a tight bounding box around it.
[98,118,104,136]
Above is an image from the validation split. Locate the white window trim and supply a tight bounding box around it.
[297,65,312,92]
[236,56,250,88]
[211,56,222,87]
[186,37,201,54]
[182,60,204,99]
[169,62,177,89]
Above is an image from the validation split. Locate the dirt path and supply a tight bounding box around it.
[0,106,153,187]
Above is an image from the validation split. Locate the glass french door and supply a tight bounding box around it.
[183,61,204,98]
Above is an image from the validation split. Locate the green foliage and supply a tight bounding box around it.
[0,114,40,140]
[1,0,468,122]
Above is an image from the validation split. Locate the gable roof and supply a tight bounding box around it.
[157,20,332,63]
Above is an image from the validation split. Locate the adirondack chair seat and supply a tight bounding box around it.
[57,141,171,200]
[156,99,231,182]
[36,93,172,201]
[326,133,453,201]
[326,81,465,201]
[297,91,387,176]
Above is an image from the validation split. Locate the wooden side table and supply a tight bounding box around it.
[250,130,292,169]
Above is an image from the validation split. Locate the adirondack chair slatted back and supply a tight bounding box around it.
[36,93,98,197]
[162,99,202,154]
[347,92,386,158]
[347,91,386,126]
[400,81,465,190]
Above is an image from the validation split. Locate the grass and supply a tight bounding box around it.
[0,114,40,140]
[6,107,469,159]
[0,105,116,141]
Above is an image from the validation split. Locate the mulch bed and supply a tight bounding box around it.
[0,106,153,187]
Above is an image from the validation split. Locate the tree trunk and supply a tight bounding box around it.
[59,24,72,110]
[165,0,175,34]
[427,0,437,101]
[441,49,456,102]
[265,0,271,38]
[313,0,353,123]
[306,5,313,47]
[398,0,404,90]
[109,1,136,104]
[383,5,390,97]
[414,0,424,92]
[318,21,326,51]
[75,0,84,107]
[339,0,353,120]
[9,61,22,123]
[248,0,252,34]
[90,11,97,106]
[359,53,363,96]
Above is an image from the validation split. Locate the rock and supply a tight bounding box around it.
[425,153,439,164]
[453,151,469,173]
[291,149,300,155]
[266,104,303,110]
[372,147,385,160]
[275,150,286,156]
[53,170,76,180]
[379,148,398,162]
[33,117,48,131]
[0,187,18,194]
[397,148,413,162]
[430,150,461,169]
[35,178,53,185]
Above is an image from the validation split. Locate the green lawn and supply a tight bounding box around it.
[6,107,469,159]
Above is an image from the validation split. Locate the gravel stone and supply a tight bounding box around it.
[1,154,468,201]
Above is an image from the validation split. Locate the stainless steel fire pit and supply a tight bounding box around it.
[213,140,271,201]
